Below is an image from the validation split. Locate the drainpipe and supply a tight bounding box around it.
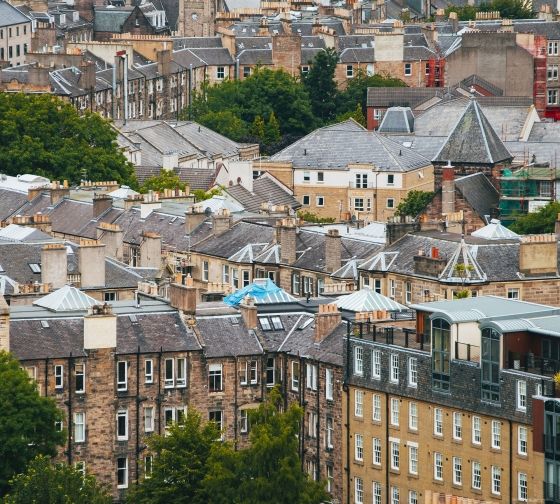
[344,323,351,504]
[135,346,141,485]
[156,347,162,435]
[44,357,49,397]
[234,356,239,448]
[316,362,321,482]
[67,352,73,465]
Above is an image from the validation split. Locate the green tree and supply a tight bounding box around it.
[251,115,266,141]
[303,48,339,123]
[0,94,136,186]
[335,103,366,127]
[140,169,187,194]
[192,187,223,202]
[509,201,560,234]
[445,0,534,20]
[297,210,336,224]
[195,111,248,142]
[4,456,111,504]
[394,190,434,217]
[0,352,64,495]
[264,112,281,145]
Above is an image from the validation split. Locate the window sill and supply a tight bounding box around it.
[432,479,444,486]
[452,438,463,445]
[389,468,400,475]
[471,442,482,449]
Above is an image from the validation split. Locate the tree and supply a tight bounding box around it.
[335,103,366,127]
[251,115,266,141]
[140,169,187,194]
[0,352,64,495]
[509,201,560,234]
[0,94,136,186]
[192,187,223,202]
[303,48,339,123]
[394,190,434,217]
[127,411,221,504]
[4,456,111,504]
[444,0,534,20]
[264,112,281,146]
[195,111,248,142]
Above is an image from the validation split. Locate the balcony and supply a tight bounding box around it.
[351,322,430,352]
[508,352,560,377]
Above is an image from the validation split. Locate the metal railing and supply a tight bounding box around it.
[351,322,430,352]
[509,353,560,377]
[455,342,480,363]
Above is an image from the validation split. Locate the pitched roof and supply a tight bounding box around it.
[33,285,98,312]
[471,219,520,240]
[225,175,300,213]
[432,98,513,165]
[454,172,499,221]
[335,287,407,312]
[378,107,415,134]
[0,2,31,27]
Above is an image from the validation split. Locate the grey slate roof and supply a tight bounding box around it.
[0,190,29,221]
[236,49,273,65]
[454,172,499,221]
[432,98,513,165]
[378,107,415,134]
[339,47,375,63]
[195,316,263,357]
[367,87,444,108]
[0,1,31,27]
[225,175,300,213]
[93,8,131,32]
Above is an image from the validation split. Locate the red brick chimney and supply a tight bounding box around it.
[314,303,341,343]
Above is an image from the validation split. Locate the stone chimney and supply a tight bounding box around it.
[48,181,70,205]
[96,222,123,262]
[314,303,341,343]
[139,232,161,269]
[239,295,257,329]
[157,48,172,76]
[185,207,207,234]
[519,234,558,275]
[140,191,161,218]
[169,275,197,315]
[41,243,68,289]
[441,162,455,215]
[272,34,302,76]
[212,209,232,236]
[28,186,47,201]
[78,239,106,288]
[325,229,342,273]
[448,11,459,33]
[0,295,9,352]
[84,303,117,349]
[28,65,51,88]
[413,248,446,277]
[80,60,96,90]
[93,193,113,218]
[279,218,297,264]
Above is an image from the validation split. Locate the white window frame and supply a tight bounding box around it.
[291,361,300,391]
[346,64,354,78]
[355,389,364,417]
[316,195,324,207]
[404,63,412,76]
[117,457,128,489]
[434,408,443,436]
[117,409,128,441]
[74,412,85,443]
[472,460,481,490]
[354,346,363,376]
[390,354,399,383]
[240,409,249,433]
[355,477,363,504]
[391,486,399,504]
[409,402,418,431]
[390,398,399,426]
[54,364,64,389]
[372,349,381,379]
[472,416,481,445]
[408,443,418,475]
[453,456,462,486]
[453,412,462,440]
[491,465,501,495]
[145,359,153,384]
[373,482,381,504]
[518,425,528,455]
[176,357,187,388]
[549,40,559,55]
[518,472,528,502]
[325,368,334,401]
[306,363,317,390]
[202,260,209,282]
[390,440,400,470]
[434,452,443,481]
[216,66,225,79]
[373,437,381,465]
[491,420,501,449]
[408,490,417,504]
[164,358,175,388]
[517,380,527,411]
[144,406,154,433]
[75,363,85,394]
[208,363,223,392]
[408,357,417,387]
[117,361,128,392]
[326,416,334,449]
[373,394,381,422]
[355,433,364,461]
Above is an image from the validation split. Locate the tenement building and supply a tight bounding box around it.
[344,295,556,504]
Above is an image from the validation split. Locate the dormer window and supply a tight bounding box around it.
[432,318,450,392]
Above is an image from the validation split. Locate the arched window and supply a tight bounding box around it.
[432,318,450,391]
[481,328,501,402]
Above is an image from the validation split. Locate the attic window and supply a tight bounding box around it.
[29,263,41,273]
[40,320,49,329]
[270,316,283,330]
[298,317,313,330]
[259,317,271,331]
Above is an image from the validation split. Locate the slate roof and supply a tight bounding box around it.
[0,190,29,221]
[0,2,31,26]
[173,37,223,50]
[195,315,263,357]
[269,119,431,172]
[225,175,300,213]
[454,172,499,221]
[378,107,414,134]
[339,47,375,63]
[93,8,131,32]
[433,98,513,165]
[236,49,273,65]
[367,87,444,108]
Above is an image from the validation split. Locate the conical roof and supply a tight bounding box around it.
[471,219,520,240]
[439,238,487,284]
[433,98,512,165]
[33,285,98,312]
[335,287,407,312]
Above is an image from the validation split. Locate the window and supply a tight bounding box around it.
[408,443,418,475]
[241,359,257,385]
[209,364,223,392]
[518,472,528,502]
[353,198,364,212]
[222,264,230,283]
[434,452,443,481]
[316,196,324,207]
[303,171,310,182]
[176,358,187,387]
[372,349,381,379]
[117,410,128,440]
[548,64,559,80]
[408,358,417,387]
[164,408,176,430]
[491,466,501,495]
[355,477,363,504]
[355,433,364,461]
[145,359,153,383]
[302,195,310,206]
[409,402,418,431]
[202,261,209,282]
[390,279,396,298]
[354,346,363,375]
[472,416,481,444]
[408,490,417,504]
[306,363,317,390]
[390,440,400,470]
[232,268,238,288]
[491,420,501,449]
[216,66,225,79]
[518,426,528,455]
[55,420,63,432]
[346,65,354,78]
[373,482,382,504]
[548,89,558,105]
[373,394,381,421]
[54,364,63,389]
[355,173,368,188]
[75,364,85,393]
[117,457,128,488]
[507,287,520,299]
[434,408,443,436]
[432,318,450,391]
[164,358,174,388]
[388,174,395,185]
[355,390,364,417]
[259,317,271,331]
[75,461,85,478]
[144,407,154,432]
[240,409,249,433]
[301,65,309,74]
[453,412,462,440]
[390,354,399,383]
[242,270,250,287]
[243,66,251,77]
[326,464,333,493]
[74,412,85,443]
[144,455,153,479]
[391,486,399,504]
[548,40,559,55]
[291,361,300,391]
[209,410,223,434]
[292,273,300,294]
[472,461,481,489]
[326,416,334,449]
[517,380,527,411]
[387,198,395,209]
[373,278,381,294]
[117,361,127,391]
[540,180,552,197]
[373,437,381,465]
[325,368,334,400]
[390,398,399,426]
[266,357,275,387]
[404,63,412,76]
[317,171,324,182]
[453,457,462,485]
[104,291,116,302]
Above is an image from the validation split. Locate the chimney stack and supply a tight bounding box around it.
[48,181,70,205]
[325,229,342,273]
[157,48,172,76]
[41,243,68,289]
[212,209,232,236]
[169,275,197,315]
[96,222,123,262]
[239,295,257,329]
[140,191,161,218]
[93,193,113,218]
[80,60,96,90]
[441,162,455,216]
[279,218,297,264]
[185,207,207,234]
[519,234,558,275]
[0,295,9,352]
[84,303,117,349]
[139,232,161,269]
[78,239,106,288]
[314,303,341,343]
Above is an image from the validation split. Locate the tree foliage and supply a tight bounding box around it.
[302,47,339,123]
[0,94,136,186]
[192,187,223,202]
[130,388,328,504]
[444,0,534,20]
[140,169,187,194]
[508,201,560,234]
[0,352,64,495]
[297,210,336,224]
[394,190,434,217]
[4,456,111,504]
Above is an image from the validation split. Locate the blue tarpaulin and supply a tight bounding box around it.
[223,279,297,306]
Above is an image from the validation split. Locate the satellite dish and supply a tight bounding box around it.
[204,207,212,217]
